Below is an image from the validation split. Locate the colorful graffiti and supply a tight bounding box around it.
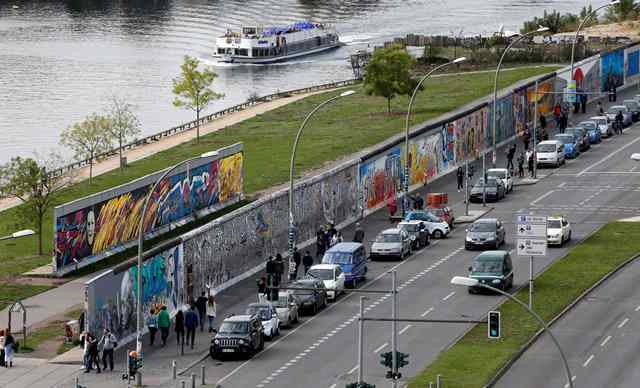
[602,48,624,91]
[54,150,244,273]
[490,95,514,145]
[526,79,555,122]
[360,147,402,210]
[453,107,487,163]
[513,89,527,137]
[87,244,185,339]
[628,50,640,78]
[408,132,442,186]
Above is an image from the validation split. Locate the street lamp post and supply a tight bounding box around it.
[403,57,467,215]
[451,276,575,388]
[0,229,35,241]
[135,150,219,387]
[288,90,356,277]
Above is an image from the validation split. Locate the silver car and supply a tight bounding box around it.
[606,105,633,127]
[272,292,299,328]
[370,228,411,260]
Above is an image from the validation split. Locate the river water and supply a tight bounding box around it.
[0,0,586,163]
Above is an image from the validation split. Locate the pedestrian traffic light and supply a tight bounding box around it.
[397,352,409,368]
[488,310,501,339]
[380,351,393,369]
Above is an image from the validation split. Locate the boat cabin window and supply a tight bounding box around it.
[242,27,257,36]
[236,48,248,56]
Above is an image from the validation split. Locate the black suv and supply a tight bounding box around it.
[210,314,264,359]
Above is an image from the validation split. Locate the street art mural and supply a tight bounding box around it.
[627,49,640,80]
[360,147,402,210]
[453,107,487,163]
[602,48,624,91]
[54,148,244,273]
[183,162,359,299]
[556,57,601,104]
[86,244,185,340]
[513,89,527,137]
[489,94,514,145]
[526,79,555,123]
[408,132,442,186]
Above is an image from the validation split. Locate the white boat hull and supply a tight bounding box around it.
[213,42,342,64]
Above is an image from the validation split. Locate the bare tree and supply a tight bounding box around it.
[108,96,141,171]
[60,113,113,184]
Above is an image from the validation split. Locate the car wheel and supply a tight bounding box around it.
[468,288,476,294]
[433,230,443,239]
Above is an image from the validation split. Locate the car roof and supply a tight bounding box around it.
[326,242,362,253]
[547,215,564,221]
[474,218,497,224]
[554,133,574,138]
[624,99,637,103]
[475,251,508,260]
[589,116,607,120]
[578,120,596,125]
[399,220,424,225]
[309,263,340,270]
[224,314,253,322]
[248,303,272,309]
[380,228,402,234]
[487,168,507,172]
[610,105,627,109]
[292,279,317,285]
[538,140,562,145]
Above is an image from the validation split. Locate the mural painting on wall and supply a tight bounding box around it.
[627,50,640,79]
[89,244,184,339]
[55,152,244,271]
[408,132,442,186]
[526,80,555,122]
[513,89,527,137]
[601,49,624,91]
[489,94,514,145]
[440,122,455,171]
[453,107,487,163]
[360,147,402,210]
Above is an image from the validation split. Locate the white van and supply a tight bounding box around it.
[536,140,565,168]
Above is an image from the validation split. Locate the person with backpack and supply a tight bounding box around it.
[146,308,158,346]
[291,247,301,281]
[206,295,217,333]
[88,332,101,373]
[196,292,208,332]
[302,250,314,275]
[257,276,268,302]
[353,223,365,243]
[527,151,535,178]
[158,305,171,346]
[615,110,624,134]
[100,329,117,372]
[184,305,199,349]
[456,166,464,192]
[506,144,516,172]
[517,152,525,178]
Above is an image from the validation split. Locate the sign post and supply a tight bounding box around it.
[516,215,547,309]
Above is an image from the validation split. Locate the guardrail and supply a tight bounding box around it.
[47,79,358,179]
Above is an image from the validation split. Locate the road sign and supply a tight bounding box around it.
[517,223,546,238]
[515,215,546,224]
[565,80,577,103]
[517,238,547,256]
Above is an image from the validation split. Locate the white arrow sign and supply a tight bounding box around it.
[517,238,547,256]
[517,223,547,238]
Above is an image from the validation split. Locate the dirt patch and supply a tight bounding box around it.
[583,21,640,39]
[8,276,66,287]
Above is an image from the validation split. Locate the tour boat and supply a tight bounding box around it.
[213,21,342,64]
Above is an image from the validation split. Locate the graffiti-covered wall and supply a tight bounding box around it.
[602,48,625,91]
[556,56,601,105]
[54,143,244,275]
[85,243,186,341]
[626,47,640,84]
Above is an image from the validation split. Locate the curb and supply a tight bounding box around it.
[453,207,494,225]
[484,240,640,387]
[177,350,209,377]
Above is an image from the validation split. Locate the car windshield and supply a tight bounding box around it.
[626,101,638,109]
[376,233,401,243]
[307,268,334,280]
[578,122,596,131]
[475,179,497,188]
[548,220,562,228]
[487,170,506,179]
[472,259,503,275]
[406,211,433,221]
[399,223,418,232]
[565,128,583,137]
[470,222,496,232]
[245,306,271,321]
[323,251,352,264]
[218,321,249,334]
[537,143,556,152]
[554,135,574,145]
[608,107,625,114]
[291,285,314,296]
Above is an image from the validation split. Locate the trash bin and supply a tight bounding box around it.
[65,320,79,343]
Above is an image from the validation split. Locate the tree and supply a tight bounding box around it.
[60,113,113,184]
[172,55,224,143]
[107,96,141,171]
[605,0,639,22]
[0,154,74,255]
[363,45,416,114]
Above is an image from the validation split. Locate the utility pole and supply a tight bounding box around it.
[533,80,539,179]
[391,270,398,388]
[464,160,470,216]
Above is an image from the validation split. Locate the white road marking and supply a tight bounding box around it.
[399,324,412,335]
[442,291,456,301]
[577,133,640,176]
[373,342,388,353]
[348,365,359,374]
[600,335,612,347]
[531,190,555,206]
[582,171,640,174]
[630,166,638,172]
[618,317,630,328]
[329,384,337,388]
[558,182,567,188]
[421,307,434,317]
[582,354,595,368]
[563,375,577,388]
[635,305,640,312]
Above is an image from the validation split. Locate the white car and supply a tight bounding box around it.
[536,140,565,168]
[589,116,612,138]
[487,168,513,193]
[271,292,299,328]
[547,216,571,246]
[305,264,345,301]
[404,211,451,238]
[370,228,412,260]
[245,302,280,340]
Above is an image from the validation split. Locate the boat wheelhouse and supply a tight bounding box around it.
[214,21,341,64]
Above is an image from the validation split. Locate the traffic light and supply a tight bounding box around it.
[397,352,409,368]
[488,310,501,339]
[380,351,393,369]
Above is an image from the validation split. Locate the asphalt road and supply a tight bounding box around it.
[176,109,640,387]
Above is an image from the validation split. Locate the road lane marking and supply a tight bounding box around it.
[348,365,359,374]
[618,317,630,328]
[583,354,595,368]
[329,384,337,388]
[600,335,612,347]
[531,190,555,206]
[558,182,566,188]
[577,133,640,177]
[421,307,434,317]
[442,292,456,301]
[563,375,577,388]
[399,324,412,335]
[374,342,388,353]
[635,305,640,312]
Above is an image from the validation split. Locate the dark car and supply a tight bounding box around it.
[467,251,514,293]
[469,178,505,203]
[210,314,264,360]
[564,127,590,152]
[465,218,506,250]
[553,133,579,159]
[289,279,327,315]
[397,221,430,249]
[624,99,640,121]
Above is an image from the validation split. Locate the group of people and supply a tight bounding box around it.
[553,102,570,133]
[0,329,17,368]
[80,329,117,373]
[316,223,342,258]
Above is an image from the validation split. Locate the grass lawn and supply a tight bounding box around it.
[408,222,640,388]
[0,66,558,305]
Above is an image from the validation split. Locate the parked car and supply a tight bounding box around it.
[467,251,514,293]
[210,314,264,360]
[465,218,506,250]
[624,99,640,121]
[486,168,513,193]
[245,302,280,340]
[547,215,572,246]
[370,228,412,260]
[606,105,633,127]
[397,220,430,249]
[553,133,579,158]
[589,116,612,138]
[426,206,455,228]
[404,211,450,238]
[321,242,367,287]
[469,177,505,203]
[564,127,590,151]
[576,121,601,144]
[536,140,565,168]
[305,263,345,301]
[289,279,327,315]
[271,292,299,328]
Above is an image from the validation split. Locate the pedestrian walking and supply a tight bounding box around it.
[580,92,587,114]
[80,331,91,370]
[302,250,314,275]
[316,227,327,258]
[146,308,158,346]
[206,295,217,333]
[185,305,199,349]
[456,166,464,192]
[257,276,268,302]
[353,223,365,243]
[527,151,535,178]
[506,144,516,172]
[327,223,337,240]
[0,329,5,368]
[273,254,285,287]
[196,292,208,332]
[539,114,547,131]
[174,309,184,347]
[597,101,605,116]
[158,305,171,346]
[3,329,15,368]
[517,152,525,178]
[100,329,117,372]
[330,232,342,247]
[523,129,531,152]
[291,247,301,280]
[560,112,568,133]
[265,255,275,288]
[88,333,101,373]
[553,103,562,128]
[615,110,624,134]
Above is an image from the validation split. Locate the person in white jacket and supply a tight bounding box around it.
[206,295,217,333]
